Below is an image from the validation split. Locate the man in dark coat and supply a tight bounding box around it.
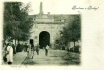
[36,45,40,55]
[31,44,35,59]
[12,44,16,54]
[24,43,28,52]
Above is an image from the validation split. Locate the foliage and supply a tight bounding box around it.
[3,2,33,42]
[16,44,24,52]
[60,15,81,47]
[68,45,80,53]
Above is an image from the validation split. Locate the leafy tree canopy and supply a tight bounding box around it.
[4,2,33,41]
[60,15,81,44]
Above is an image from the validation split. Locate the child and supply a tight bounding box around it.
[27,45,32,58]
[27,46,30,58]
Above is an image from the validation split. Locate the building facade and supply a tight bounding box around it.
[29,2,78,48]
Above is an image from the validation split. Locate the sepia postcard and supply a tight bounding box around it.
[0,0,104,70]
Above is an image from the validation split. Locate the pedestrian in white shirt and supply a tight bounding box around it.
[45,45,49,56]
[6,42,13,65]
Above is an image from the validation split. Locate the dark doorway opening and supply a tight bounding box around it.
[30,39,33,44]
[39,31,50,49]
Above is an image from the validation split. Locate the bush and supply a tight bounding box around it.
[62,46,65,50]
[69,45,80,53]
[69,47,74,52]
[74,45,80,53]
[16,44,24,52]
[54,44,61,50]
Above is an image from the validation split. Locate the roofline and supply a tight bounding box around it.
[29,13,80,16]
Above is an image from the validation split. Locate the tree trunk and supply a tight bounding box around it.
[15,39,17,53]
[15,39,16,45]
[66,41,69,49]
[18,39,19,44]
[73,40,75,52]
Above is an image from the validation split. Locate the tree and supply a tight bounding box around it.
[60,15,81,51]
[3,2,33,44]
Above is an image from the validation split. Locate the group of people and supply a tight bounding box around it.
[2,41,50,65]
[26,44,50,59]
[26,43,36,59]
[2,42,14,65]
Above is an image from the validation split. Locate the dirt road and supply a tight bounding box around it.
[22,49,80,65]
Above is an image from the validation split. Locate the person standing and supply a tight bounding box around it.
[16,43,21,52]
[6,42,13,65]
[12,44,16,55]
[24,43,28,52]
[31,44,35,59]
[45,45,49,56]
[27,44,33,59]
[3,43,7,62]
[36,45,40,55]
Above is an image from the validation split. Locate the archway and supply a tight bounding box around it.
[39,31,50,49]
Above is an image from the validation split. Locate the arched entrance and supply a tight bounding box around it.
[39,31,50,49]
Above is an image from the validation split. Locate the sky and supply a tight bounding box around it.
[21,0,85,15]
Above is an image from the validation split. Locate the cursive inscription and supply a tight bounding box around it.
[72,5,99,11]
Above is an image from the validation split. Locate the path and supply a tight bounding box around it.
[3,51,27,65]
[22,49,81,65]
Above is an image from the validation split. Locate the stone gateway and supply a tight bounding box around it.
[29,2,79,48]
